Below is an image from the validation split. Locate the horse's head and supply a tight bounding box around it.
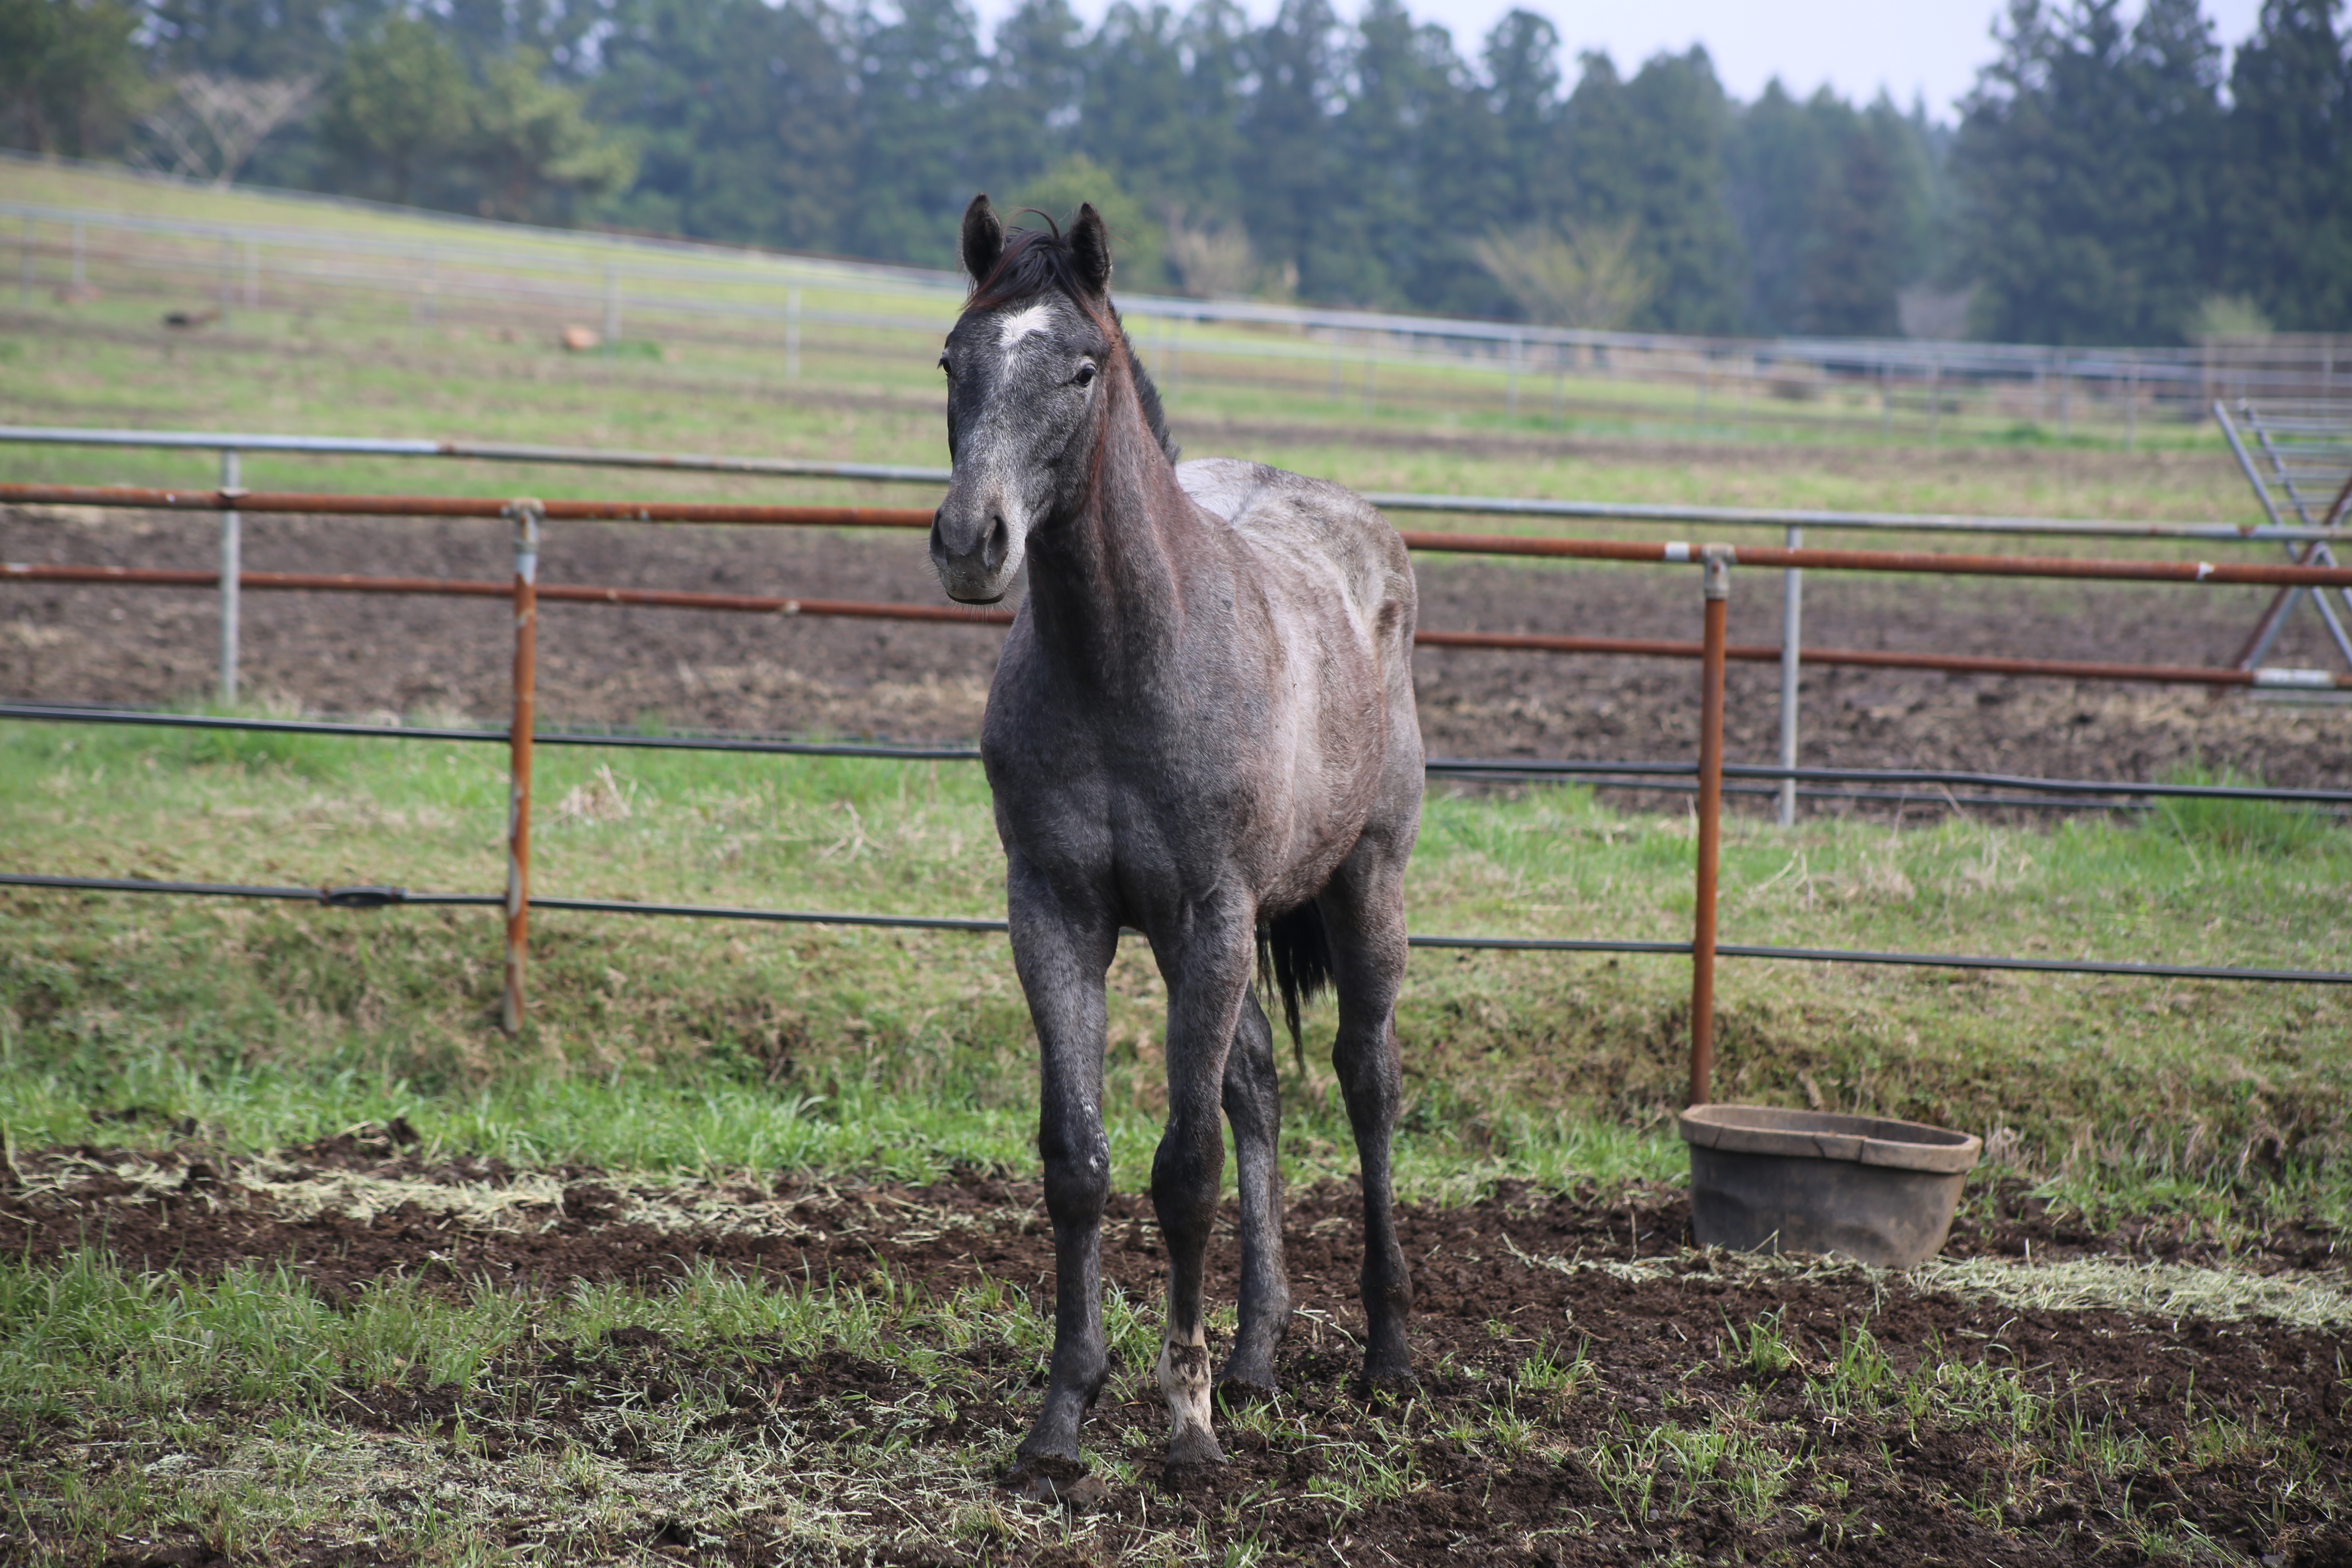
[931,194,1168,604]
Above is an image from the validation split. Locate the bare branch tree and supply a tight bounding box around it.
[1473,220,1654,331]
[134,75,318,187]
[1163,206,1265,301]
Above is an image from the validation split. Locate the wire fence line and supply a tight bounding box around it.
[12,197,2352,441]
[11,702,2347,811]
[6,873,2345,988]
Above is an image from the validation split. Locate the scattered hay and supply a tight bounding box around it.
[1909,1254,2352,1331]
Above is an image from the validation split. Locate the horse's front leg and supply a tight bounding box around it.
[1002,854,1120,1489]
[1150,902,1256,1469]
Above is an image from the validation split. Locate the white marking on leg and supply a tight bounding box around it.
[1157,1333,1216,1452]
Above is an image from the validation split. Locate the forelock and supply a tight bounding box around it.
[966,227,1103,320]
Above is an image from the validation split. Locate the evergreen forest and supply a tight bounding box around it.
[4,0,2348,344]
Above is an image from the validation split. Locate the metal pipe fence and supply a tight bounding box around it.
[6,482,2351,1073]
[11,483,2352,589]
[12,416,2348,811]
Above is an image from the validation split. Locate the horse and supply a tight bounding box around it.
[929,194,1423,1493]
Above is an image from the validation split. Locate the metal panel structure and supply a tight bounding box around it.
[2214,399,2352,670]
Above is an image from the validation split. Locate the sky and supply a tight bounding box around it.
[968,0,2271,120]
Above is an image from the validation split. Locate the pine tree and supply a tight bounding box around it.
[2223,0,2352,331]
[849,0,988,264]
[1729,82,1841,334]
[593,0,856,249]
[1955,0,2224,344]
[1238,0,1342,296]
[1798,108,1907,335]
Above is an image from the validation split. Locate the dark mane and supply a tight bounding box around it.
[969,225,1179,464]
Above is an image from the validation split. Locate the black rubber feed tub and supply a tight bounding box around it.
[1679,1105,1983,1268]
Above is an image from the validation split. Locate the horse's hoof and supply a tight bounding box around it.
[1001,1455,1107,1510]
[1215,1376,1278,1409]
[1350,1362,1417,1403]
[1165,1426,1226,1469]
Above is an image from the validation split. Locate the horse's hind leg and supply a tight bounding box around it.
[1219,987,1291,1396]
[1319,837,1415,1385]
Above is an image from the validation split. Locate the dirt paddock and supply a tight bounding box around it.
[7,1134,2347,1566]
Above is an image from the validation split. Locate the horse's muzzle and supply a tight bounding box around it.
[930,503,1017,604]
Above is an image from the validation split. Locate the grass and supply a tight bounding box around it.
[2,716,2347,1222]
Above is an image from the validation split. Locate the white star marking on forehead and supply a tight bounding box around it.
[996,302,1056,354]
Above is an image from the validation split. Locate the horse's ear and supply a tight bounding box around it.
[1070,203,1113,297]
[961,194,1004,284]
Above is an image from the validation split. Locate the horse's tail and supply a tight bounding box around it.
[1256,900,1333,1078]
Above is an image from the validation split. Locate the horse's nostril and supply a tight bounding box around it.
[986,517,1010,571]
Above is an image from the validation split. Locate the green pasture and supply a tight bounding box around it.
[3,717,2345,1225]
[0,281,2267,579]
[2,159,2257,524]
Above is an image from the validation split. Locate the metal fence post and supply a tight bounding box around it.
[243,241,259,309]
[1690,546,1731,1107]
[218,237,234,324]
[1778,525,1802,828]
[71,223,85,290]
[218,450,242,704]
[785,286,801,380]
[18,218,31,305]
[602,266,620,351]
[501,498,542,1034]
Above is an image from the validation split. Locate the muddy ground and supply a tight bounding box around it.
[5,1131,2348,1565]
[6,503,2351,801]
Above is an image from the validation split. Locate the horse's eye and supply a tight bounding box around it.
[939,354,952,377]
[1074,362,1097,387]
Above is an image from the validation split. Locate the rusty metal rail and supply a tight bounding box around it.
[13,483,2352,589]
[2,482,935,529]
[0,564,1019,626]
[11,561,2347,690]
